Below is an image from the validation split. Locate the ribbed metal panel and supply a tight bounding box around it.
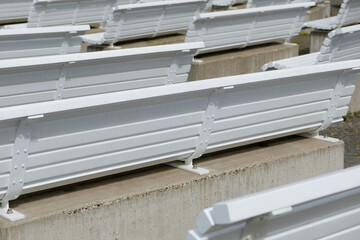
[0,42,202,108]
[0,25,90,59]
[0,60,359,203]
[27,0,136,28]
[187,165,360,240]
[0,0,32,24]
[262,24,360,70]
[304,0,360,30]
[185,3,314,54]
[81,0,210,45]
[246,0,311,8]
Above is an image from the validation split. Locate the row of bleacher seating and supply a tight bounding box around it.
[0,0,359,223]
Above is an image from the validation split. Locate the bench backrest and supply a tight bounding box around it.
[185,3,314,54]
[0,25,89,59]
[246,0,310,8]
[0,42,202,108]
[187,165,360,240]
[316,24,360,64]
[27,0,135,27]
[0,60,359,204]
[101,0,210,44]
[335,0,360,29]
[0,0,32,23]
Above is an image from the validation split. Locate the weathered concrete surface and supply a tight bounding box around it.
[310,30,329,53]
[0,136,344,240]
[305,1,331,22]
[188,43,298,81]
[348,78,360,112]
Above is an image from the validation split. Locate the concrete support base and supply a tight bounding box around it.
[310,30,329,53]
[0,136,344,240]
[188,43,299,81]
[348,78,360,113]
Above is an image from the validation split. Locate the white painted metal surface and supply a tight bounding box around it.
[0,25,90,59]
[27,0,136,28]
[185,3,314,54]
[81,0,210,45]
[0,0,32,24]
[187,165,360,240]
[304,0,360,30]
[0,42,202,108]
[246,0,311,8]
[212,0,244,8]
[262,24,360,70]
[0,60,359,220]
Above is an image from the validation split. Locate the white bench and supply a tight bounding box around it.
[246,0,312,8]
[187,165,360,240]
[0,59,358,220]
[81,0,210,45]
[185,3,314,54]
[304,0,360,30]
[0,0,32,24]
[262,24,360,70]
[27,0,137,28]
[0,25,90,59]
[0,42,202,108]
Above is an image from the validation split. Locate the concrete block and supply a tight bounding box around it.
[310,30,329,53]
[348,77,360,112]
[305,1,331,22]
[188,43,298,81]
[0,136,344,240]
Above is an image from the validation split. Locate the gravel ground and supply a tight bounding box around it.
[320,113,360,168]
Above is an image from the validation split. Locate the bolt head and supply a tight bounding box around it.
[6,208,13,215]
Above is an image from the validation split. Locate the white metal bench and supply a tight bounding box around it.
[81,0,210,46]
[185,3,315,54]
[0,0,32,24]
[0,25,90,59]
[187,165,360,240]
[246,0,311,8]
[27,0,137,28]
[0,59,359,220]
[262,24,360,70]
[304,0,360,30]
[0,42,202,108]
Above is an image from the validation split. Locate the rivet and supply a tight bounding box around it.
[12,181,15,185]
[16,150,20,155]
[19,135,23,139]
[21,164,25,168]
[26,133,30,138]
[192,164,198,169]
[19,179,23,183]
[24,149,27,153]
[203,129,206,132]
[14,165,18,170]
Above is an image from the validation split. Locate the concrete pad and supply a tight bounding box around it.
[0,136,344,240]
[188,43,298,81]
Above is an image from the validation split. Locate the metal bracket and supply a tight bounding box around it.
[153,6,166,37]
[186,88,226,162]
[165,161,209,175]
[55,61,75,100]
[60,33,71,55]
[300,132,340,143]
[166,51,183,84]
[0,116,39,221]
[245,13,259,48]
[317,71,346,132]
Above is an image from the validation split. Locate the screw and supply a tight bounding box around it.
[6,208,13,215]
[193,164,198,169]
